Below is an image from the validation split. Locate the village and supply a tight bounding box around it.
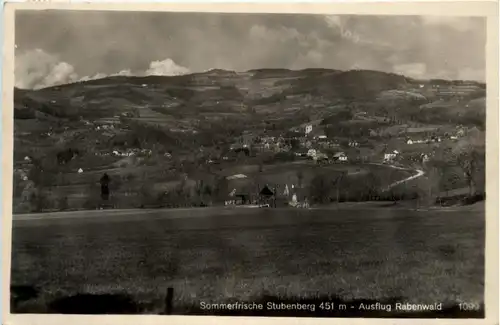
[13,105,474,213]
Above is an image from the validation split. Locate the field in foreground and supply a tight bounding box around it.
[11,204,485,317]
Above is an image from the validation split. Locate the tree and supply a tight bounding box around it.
[332,172,348,207]
[424,166,441,205]
[296,170,304,189]
[58,196,69,211]
[451,132,485,196]
[139,184,156,207]
[290,139,301,150]
[364,172,382,201]
[309,173,334,204]
[214,176,229,203]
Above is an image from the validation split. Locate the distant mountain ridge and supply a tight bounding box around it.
[14,67,486,93]
[13,68,486,145]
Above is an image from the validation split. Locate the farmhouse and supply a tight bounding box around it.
[332,152,348,162]
[307,149,317,159]
[384,150,400,162]
[406,138,427,145]
[294,149,309,157]
[304,124,313,136]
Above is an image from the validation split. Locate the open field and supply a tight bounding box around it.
[11,204,485,316]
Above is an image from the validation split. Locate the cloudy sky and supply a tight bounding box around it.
[15,10,486,89]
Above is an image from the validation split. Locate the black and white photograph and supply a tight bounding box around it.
[4,3,498,321]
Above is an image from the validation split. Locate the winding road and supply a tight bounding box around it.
[373,163,425,192]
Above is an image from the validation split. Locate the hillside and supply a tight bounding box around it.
[12,68,486,212]
[14,68,485,144]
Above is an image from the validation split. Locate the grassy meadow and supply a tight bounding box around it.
[11,204,485,316]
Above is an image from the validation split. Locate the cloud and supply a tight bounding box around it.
[15,49,190,89]
[15,49,79,89]
[15,13,486,88]
[145,58,190,76]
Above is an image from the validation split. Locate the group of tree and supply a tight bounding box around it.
[308,170,383,204]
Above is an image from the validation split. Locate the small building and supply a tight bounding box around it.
[305,125,313,136]
[421,153,431,163]
[307,149,317,159]
[294,149,309,157]
[332,152,348,162]
[406,139,414,145]
[384,150,400,162]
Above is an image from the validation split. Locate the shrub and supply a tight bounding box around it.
[58,196,69,211]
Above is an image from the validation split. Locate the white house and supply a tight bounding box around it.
[333,152,348,162]
[305,125,313,136]
[384,150,399,162]
[406,139,414,145]
[77,168,83,173]
[307,149,317,158]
